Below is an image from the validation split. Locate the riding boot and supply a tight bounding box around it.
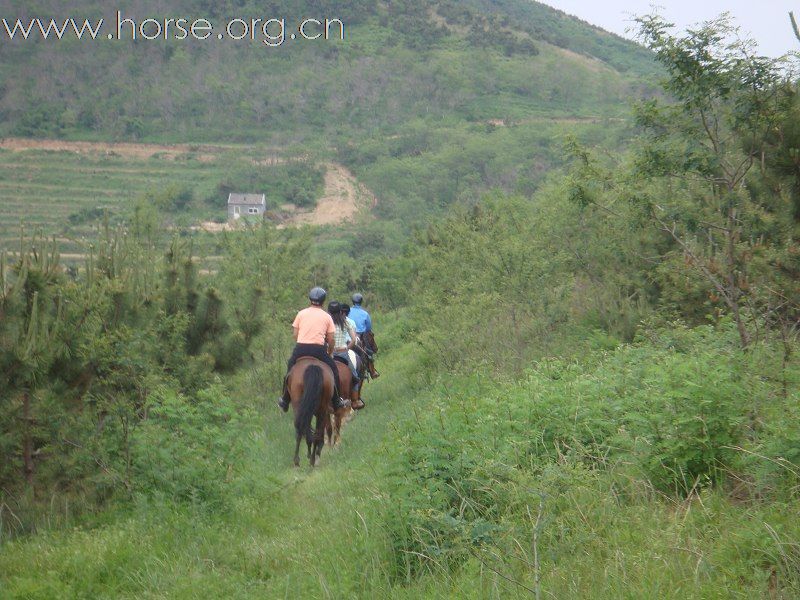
[351,387,365,410]
[276,375,290,412]
[331,384,349,411]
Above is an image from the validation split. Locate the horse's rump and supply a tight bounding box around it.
[288,358,334,467]
[294,364,324,441]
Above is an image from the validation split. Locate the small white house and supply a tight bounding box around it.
[228,193,266,220]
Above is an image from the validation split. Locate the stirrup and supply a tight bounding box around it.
[333,397,350,411]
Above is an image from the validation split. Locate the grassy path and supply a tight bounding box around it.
[0,366,411,599]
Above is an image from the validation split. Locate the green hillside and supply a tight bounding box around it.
[0,0,657,243]
[1,0,654,143]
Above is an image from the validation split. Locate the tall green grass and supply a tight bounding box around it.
[2,323,798,598]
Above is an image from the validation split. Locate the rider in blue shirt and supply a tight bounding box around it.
[350,293,379,378]
[349,293,372,334]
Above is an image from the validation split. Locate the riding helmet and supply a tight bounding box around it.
[341,303,350,314]
[352,292,364,305]
[309,287,327,304]
[327,301,341,314]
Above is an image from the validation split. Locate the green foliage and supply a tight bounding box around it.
[212,159,325,209]
[67,206,105,226]
[144,184,194,212]
[400,188,653,372]
[0,1,648,145]
[383,324,800,592]
[627,14,797,347]
[128,385,256,507]
[461,0,656,73]
[0,223,311,527]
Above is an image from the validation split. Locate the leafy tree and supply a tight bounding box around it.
[630,14,795,347]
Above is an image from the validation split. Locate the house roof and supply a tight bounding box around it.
[228,193,266,206]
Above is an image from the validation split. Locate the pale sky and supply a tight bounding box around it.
[537,1,799,58]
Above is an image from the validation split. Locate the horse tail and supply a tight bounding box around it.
[295,365,323,444]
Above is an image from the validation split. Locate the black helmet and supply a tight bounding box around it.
[352,293,364,305]
[327,301,341,314]
[309,287,327,304]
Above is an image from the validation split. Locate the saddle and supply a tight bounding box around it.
[295,356,335,378]
[333,354,350,365]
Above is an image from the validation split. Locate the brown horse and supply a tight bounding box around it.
[358,331,379,379]
[287,357,333,467]
[327,359,354,447]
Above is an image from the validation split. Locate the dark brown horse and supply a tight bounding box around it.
[287,357,333,467]
[358,332,379,379]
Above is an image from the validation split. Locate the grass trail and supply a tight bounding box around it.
[0,364,411,599]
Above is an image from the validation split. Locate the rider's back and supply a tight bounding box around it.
[349,305,371,333]
[293,306,334,345]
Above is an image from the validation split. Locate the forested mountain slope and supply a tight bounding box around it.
[0,0,659,240]
[0,0,654,143]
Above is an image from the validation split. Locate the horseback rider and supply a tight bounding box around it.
[277,287,348,412]
[349,293,379,378]
[339,302,366,410]
[341,303,359,353]
[329,301,361,384]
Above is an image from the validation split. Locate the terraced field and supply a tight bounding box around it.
[0,145,242,255]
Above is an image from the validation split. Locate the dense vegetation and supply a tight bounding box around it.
[0,0,657,238]
[0,0,653,142]
[1,4,800,599]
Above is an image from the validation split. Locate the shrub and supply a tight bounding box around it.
[128,385,255,507]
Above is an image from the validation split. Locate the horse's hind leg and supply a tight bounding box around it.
[325,413,333,447]
[316,416,324,457]
[293,433,302,467]
[310,429,317,467]
[334,411,343,446]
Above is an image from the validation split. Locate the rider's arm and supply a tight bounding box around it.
[325,331,335,355]
[292,325,299,341]
[365,313,372,333]
[346,326,357,349]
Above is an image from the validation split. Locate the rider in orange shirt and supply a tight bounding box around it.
[277,287,347,412]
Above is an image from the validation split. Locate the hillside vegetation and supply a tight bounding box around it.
[0,0,656,238]
[0,143,324,256]
[1,0,653,142]
[1,4,800,600]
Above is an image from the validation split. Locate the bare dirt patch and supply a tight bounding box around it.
[287,163,376,227]
[0,137,223,162]
[190,221,237,233]
[485,116,628,127]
